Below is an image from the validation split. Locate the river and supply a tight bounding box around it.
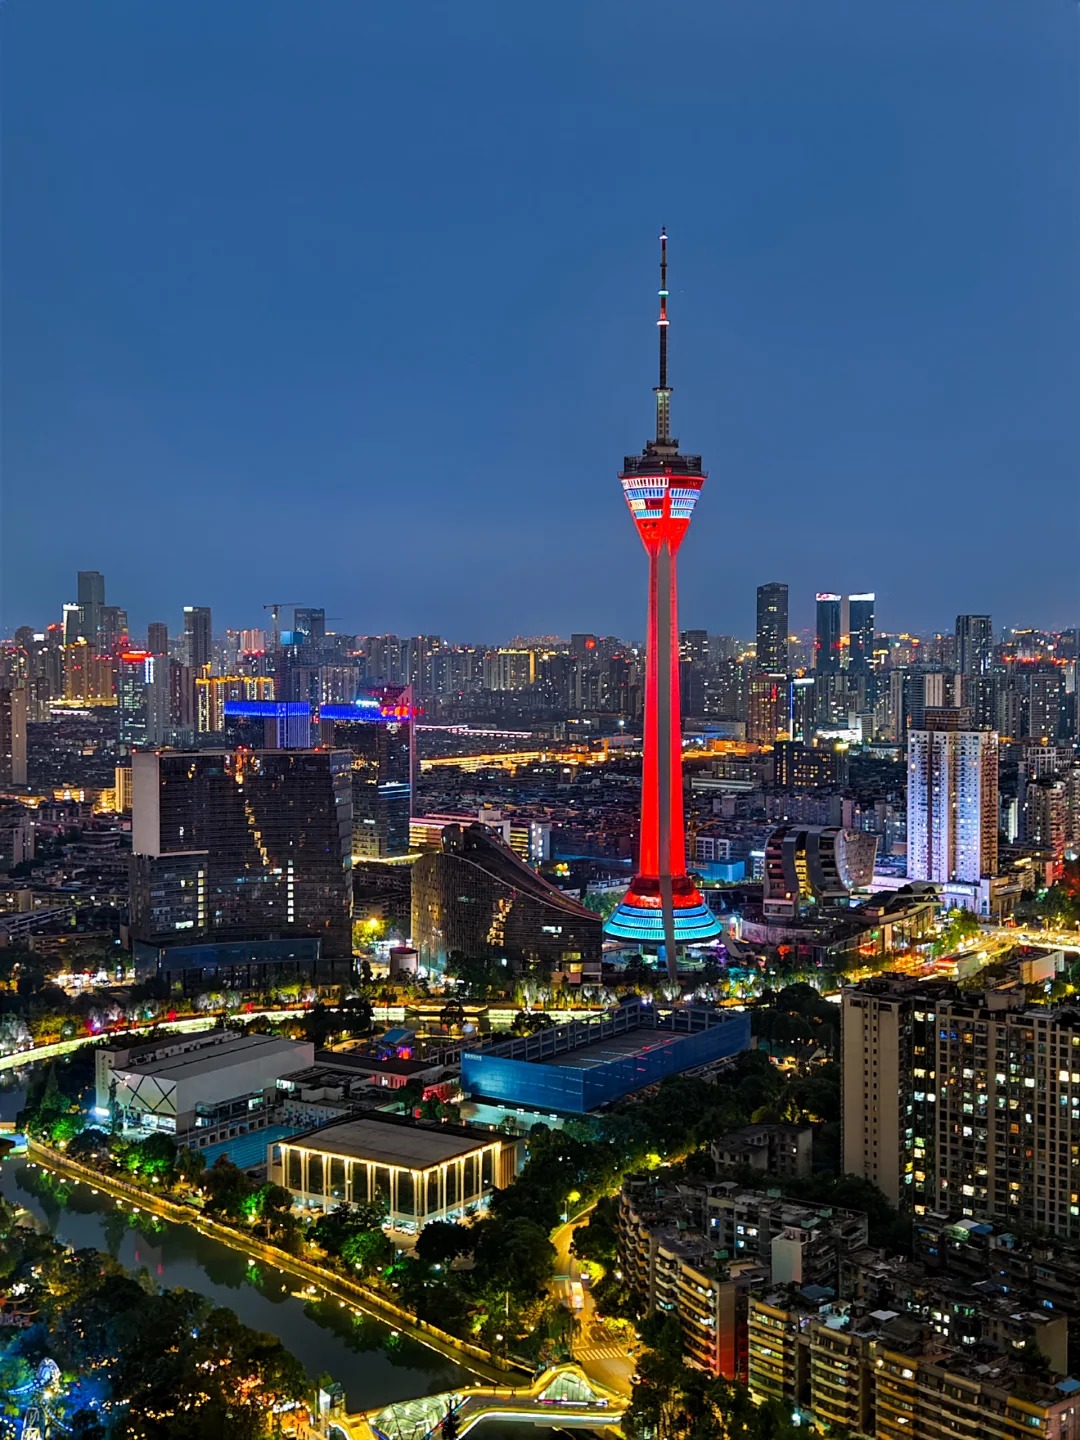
[0,1078,574,1436]
[0,1152,470,1413]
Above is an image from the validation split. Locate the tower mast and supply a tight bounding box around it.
[655,227,672,444]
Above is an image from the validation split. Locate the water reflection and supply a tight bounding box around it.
[1,1156,467,1411]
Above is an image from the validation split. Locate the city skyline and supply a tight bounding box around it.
[3,1,1078,637]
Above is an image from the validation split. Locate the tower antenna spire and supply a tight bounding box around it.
[654,226,672,444]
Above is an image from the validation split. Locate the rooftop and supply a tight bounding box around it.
[115,1033,309,1085]
[537,1028,702,1071]
[282,1114,502,1170]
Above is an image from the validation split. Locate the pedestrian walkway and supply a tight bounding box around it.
[576,1342,629,1363]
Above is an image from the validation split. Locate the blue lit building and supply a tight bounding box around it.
[319,687,416,860]
[461,1000,749,1115]
[223,699,312,749]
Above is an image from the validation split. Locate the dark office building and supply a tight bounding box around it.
[319,687,415,859]
[773,740,848,791]
[955,614,994,676]
[77,570,105,647]
[184,606,213,670]
[789,677,817,743]
[846,593,875,673]
[147,622,169,658]
[133,937,349,996]
[411,823,602,979]
[293,608,327,645]
[755,583,788,672]
[815,593,842,673]
[130,748,353,957]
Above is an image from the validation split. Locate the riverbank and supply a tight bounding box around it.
[26,1139,524,1387]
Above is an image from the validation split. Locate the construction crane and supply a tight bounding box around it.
[262,602,301,649]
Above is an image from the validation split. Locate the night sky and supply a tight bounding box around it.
[3,1,1077,642]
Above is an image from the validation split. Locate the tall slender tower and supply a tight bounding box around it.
[605,231,722,977]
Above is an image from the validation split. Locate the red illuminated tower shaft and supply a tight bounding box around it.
[605,230,721,976]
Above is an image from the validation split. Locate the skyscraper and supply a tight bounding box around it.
[147,622,169,658]
[293,608,326,646]
[846,593,875,673]
[955,614,993,676]
[604,231,721,972]
[117,650,155,746]
[814,594,842,673]
[319,685,416,859]
[907,707,998,902]
[0,689,28,786]
[77,570,105,647]
[184,606,212,670]
[755,583,788,672]
[130,747,352,956]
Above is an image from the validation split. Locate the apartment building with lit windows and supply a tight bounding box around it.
[843,975,1080,1238]
[748,1292,1080,1440]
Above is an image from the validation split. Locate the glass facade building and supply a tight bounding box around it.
[130,748,353,956]
[755,582,789,672]
[320,686,415,859]
[411,821,602,978]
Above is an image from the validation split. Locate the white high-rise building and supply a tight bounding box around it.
[907,707,998,899]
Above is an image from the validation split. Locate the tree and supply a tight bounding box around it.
[472,1215,555,1297]
[415,1220,474,1268]
[202,1157,258,1219]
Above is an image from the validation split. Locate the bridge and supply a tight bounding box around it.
[337,1364,625,1440]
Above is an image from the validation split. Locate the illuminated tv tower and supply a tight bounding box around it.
[605,229,722,978]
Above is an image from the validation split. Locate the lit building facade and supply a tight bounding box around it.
[842,975,1080,1238]
[907,707,998,898]
[270,1114,520,1227]
[604,230,721,968]
[117,650,155,745]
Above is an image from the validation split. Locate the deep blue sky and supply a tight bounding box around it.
[2,1,1078,643]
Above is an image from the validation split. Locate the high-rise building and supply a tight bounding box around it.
[117,651,155,746]
[747,673,788,746]
[319,686,416,860]
[814,594,842,673]
[130,747,352,956]
[62,602,81,646]
[603,231,721,971]
[1024,775,1068,875]
[147,622,169,658]
[482,649,537,691]
[77,570,105,646]
[99,605,128,652]
[843,975,1080,1238]
[847,593,875,673]
[955,614,993,676]
[293,608,326,646]
[789,677,817,743]
[183,606,213,671]
[907,708,998,900]
[0,689,28,786]
[755,583,788,672]
[406,635,441,698]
